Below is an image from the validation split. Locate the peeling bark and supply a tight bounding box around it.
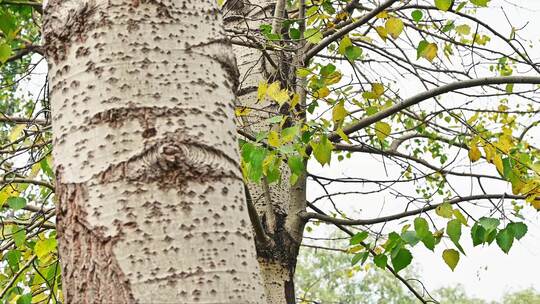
[44,0,266,302]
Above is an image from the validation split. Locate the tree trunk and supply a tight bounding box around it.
[43,0,266,303]
[224,1,307,303]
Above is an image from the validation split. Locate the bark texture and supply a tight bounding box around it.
[43,0,266,303]
[224,1,306,303]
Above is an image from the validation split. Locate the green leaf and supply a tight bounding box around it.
[35,238,57,260]
[507,222,527,240]
[374,254,388,269]
[311,135,334,166]
[414,217,430,239]
[391,248,412,272]
[0,11,17,36]
[471,223,486,246]
[435,202,453,218]
[350,231,369,245]
[421,233,436,251]
[5,250,21,268]
[289,28,301,40]
[478,217,500,232]
[351,251,369,266]
[411,10,423,23]
[7,197,26,211]
[305,28,323,44]
[470,0,490,7]
[496,228,514,254]
[434,0,453,11]
[17,294,32,304]
[288,155,304,175]
[345,45,362,61]
[12,226,26,248]
[401,231,420,246]
[447,219,464,253]
[442,249,460,271]
[0,43,12,63]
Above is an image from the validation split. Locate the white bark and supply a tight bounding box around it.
[225,1,306,303]
[43,0,266,303]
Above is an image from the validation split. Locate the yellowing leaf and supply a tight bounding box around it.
[297,68,311,78]
[385,17,404,39]
[435,0,453,11]
[290,93,300,108]
[316,87,330,99]
[455,24,471,35]
[257,81,268,101]
[9,124,25,142]
[372,83,385,98]
[442,249,460,271]
[267,81,281,99]
[375,26,388,41]
[274,90,290,105]
[468,145,482,162]
[375,122,391,141]
[305,28,323,44]
[336,128,352,144]
[35,238,57,261]
[235,107,251,116]
[421,43,438,62]
[338,36,353,55]
[325,71,342,85]
[268,131,281,147]
[311,135,334,166]
[376,11,389,19]
[332,100,348,124]
[493,154,504,175]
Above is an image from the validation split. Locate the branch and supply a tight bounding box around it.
[328,76,540,143]
[0,255,37,299]
[244,184,274,248]
[304,203,431,303]
[1,178,55,191]
[334,143,503,181]
[300,194,524,226]
[303,0,400,62]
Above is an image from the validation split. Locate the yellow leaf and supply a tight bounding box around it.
[483,144,495,162]
[385,17,404,39]
[268,131,281,147]
[274,90,290,105]
[336,128,352,144]
[372,83,385,98]
[375,121,391,141]
[266,81,281,100]
[493,154,504,175]
[376,11,389,19]
[290,93,300,108]
[325,71,342,85]
[257,81,268,101]
[235,107,251,117]
[421,43,438,62]
[332,100,348,124]
[468,145,482,162]
[375,26,388,41]
[296,68,311,78]
[316,87,330,99]
[9,124,25,142]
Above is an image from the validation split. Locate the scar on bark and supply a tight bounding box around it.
[99,140,242,186]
